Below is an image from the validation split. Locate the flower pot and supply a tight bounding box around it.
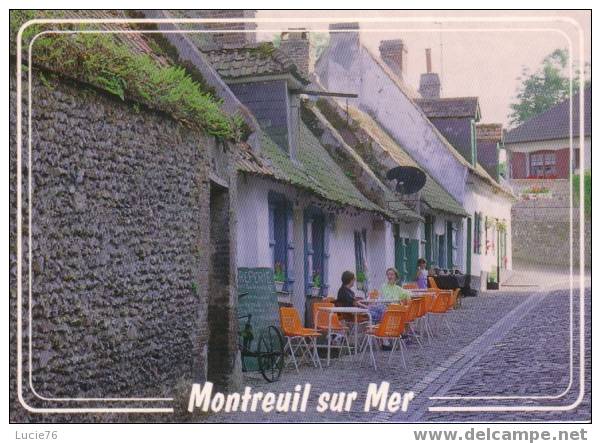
[486,281,499,290]
[274,281,285,292]
[311,286,321,297]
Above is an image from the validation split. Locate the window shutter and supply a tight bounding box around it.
[285,203,295,292]
[446,221,454,269]
[268,203,276,265]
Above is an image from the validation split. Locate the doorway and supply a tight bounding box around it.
[207,182,233,389]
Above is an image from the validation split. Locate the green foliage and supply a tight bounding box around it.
[10,10,241,140]
[509,49,591,127]
[312,271,321,288]
[356,270,367,283]
[273,262,286,282]
[572,170,591,217]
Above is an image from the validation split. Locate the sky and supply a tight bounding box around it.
[255,10,591,127]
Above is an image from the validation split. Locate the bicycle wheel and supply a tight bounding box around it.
[257,326,285,382]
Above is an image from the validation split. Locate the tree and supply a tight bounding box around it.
[508,49,590,127]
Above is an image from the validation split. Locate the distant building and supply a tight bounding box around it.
[505,86,591,179]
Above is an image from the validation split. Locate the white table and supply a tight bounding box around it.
[360,298,408,304]
[316,306,372,366]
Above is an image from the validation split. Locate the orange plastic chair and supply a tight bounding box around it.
[428,291,453,335]
[387,303,408,312]
[450,288,461,309]
[279,307,322,371]
[404,298,424,347]
[403,282,418,290]
[428,278,457,311]
[312,302,352,358]
[415,292,436,341]
[428,277,440,290]
[361,308,408,369]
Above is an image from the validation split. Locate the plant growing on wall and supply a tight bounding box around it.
[356,270,367,284]
[312,271,321,288]
[11,10,243,140]
[274,262,286,282]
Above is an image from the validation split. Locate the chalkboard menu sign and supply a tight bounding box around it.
[237,267,280,371]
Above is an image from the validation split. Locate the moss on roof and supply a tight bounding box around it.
[332,105,468,217]
[302,104,422,222]
[257,125,398,218]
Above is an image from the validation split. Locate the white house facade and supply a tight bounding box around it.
[315,23,515,285]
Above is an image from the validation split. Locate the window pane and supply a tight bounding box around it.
[544,153,556,164]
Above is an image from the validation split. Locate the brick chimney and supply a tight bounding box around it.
[418,48,441,99]
[378,39,407,80]
[279,28,310,77]
[200,10,257,48]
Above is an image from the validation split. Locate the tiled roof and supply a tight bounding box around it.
[201,44,310,85]
[414,97,480,119]
[346,106,468,217]
[505,86,591,144]
[235,143,276,177]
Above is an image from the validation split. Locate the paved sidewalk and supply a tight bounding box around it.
[203,290,576,423]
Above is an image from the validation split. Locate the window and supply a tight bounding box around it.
[304,208,327,296]
[473,212,483,255]
[484,216,489,255]
[420,222,427,260]
[447,221,458,269]
[437,235,446,269]
[422,215,434,265]
[354,230,368,291]
[269,193,293,291]
[529,151,556,178]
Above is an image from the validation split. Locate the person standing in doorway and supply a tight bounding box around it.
[416,258,429,289]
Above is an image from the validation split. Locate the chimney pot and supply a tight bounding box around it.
[329,22,360,32]
[425,48,432,73]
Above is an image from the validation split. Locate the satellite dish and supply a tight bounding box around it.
[386,166,427,195]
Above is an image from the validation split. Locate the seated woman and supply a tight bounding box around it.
[380,267,412,303]
[367,268,412,323]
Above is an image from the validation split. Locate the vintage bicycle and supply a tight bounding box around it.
[238,311,285,382]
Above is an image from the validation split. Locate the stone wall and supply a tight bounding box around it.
[511,179,590,268]
[10,65,236,421]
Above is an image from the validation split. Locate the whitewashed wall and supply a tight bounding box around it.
[462,181,513,279]
[235,174,402,321]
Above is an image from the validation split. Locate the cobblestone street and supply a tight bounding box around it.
[204,282,591,423]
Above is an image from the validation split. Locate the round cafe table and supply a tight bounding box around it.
[316,306,372,367]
